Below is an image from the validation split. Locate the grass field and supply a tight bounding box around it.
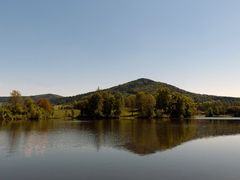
[53,107,80,119]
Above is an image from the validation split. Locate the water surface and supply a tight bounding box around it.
[1,119,240,180]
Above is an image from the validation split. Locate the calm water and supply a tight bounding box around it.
[1,118,240,180]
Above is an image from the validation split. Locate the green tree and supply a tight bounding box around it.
[25,98,36,119]
[87,93,103,118]
[77,99,89,117]
[184,96,196,117]
[169,94,195,118]
[136,92,145,113]
[207,107,214,117]
[113,93,124,117]
[126,95,136,116]
[9,90,24,115]
[102,92,115,118]
[156,88,171,114]
[24,97,43,120]
[0,107,13,121]
[136,92,156,118]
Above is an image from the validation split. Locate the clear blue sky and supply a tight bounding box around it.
[0,0,240,97]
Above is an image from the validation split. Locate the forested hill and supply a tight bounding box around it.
[0,94,62,104]
[110,78,240,103]
[54,78,240,104]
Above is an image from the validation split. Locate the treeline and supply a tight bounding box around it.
[198,101,240,117]
[75,89,196,119]
[74,92,124,119]
[4,88,239,121]
[126,89,196,119]
[0,90,53,121]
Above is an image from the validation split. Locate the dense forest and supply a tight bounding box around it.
[1,78,240,121]
[74,88,195,119]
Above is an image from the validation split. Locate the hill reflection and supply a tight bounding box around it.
[76,119,240,155]
[1,119,240,156]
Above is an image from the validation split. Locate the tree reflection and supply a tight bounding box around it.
[1,119,240,156]
[77,119,240,155]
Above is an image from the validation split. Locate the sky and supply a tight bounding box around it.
[0,0,240,97]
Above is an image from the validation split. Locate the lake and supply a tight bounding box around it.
[1,118,240,180]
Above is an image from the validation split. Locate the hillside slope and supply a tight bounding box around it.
[55,78,240,104]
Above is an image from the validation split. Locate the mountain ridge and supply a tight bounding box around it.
[0,78,239,104]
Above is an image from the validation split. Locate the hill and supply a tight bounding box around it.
[1,79,239,105]
[110,78,240,103]
[0,94,62,104]
[54,78,240,104]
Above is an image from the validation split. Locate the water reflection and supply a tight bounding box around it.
[1,119,240,157]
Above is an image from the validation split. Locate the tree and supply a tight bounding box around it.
[87,93,103,118]
[0,107,13,121]
[36,98,53,119]
[126,95,136,116]
[207,107,214,117]
[9,90,24,115]
[25,98,36,118]
[37,98,53,113]
[2,90,54,121]
[156,88,171,114]
[142,93,156,118]
[184,96,196,117]
[77,99,89,116]
[24,98,35,111]
[10,90,22,105]
[169,94,195,118]
[102,92,115,118]
[113,93,124,117]
[77,91,124,119]
[170,95,185,118]
[136,92,145,113]
[136,92,156,118]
